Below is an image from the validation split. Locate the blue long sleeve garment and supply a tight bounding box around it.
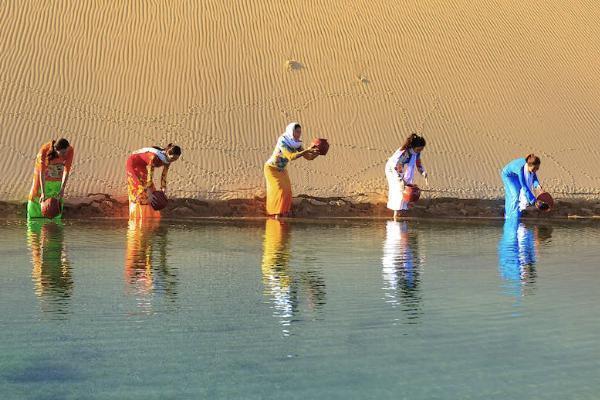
[501,158,539,204]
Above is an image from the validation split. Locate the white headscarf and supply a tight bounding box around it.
[281,122,303,149]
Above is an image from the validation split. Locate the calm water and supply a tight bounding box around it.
[1,218,599,399]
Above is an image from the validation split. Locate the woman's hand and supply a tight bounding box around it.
[39,192,46,202]
[536,200,549,211]
[303,146,320,160]
[303,152,317,160]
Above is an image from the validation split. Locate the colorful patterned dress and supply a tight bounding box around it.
[264,135,303,215]
[28,141,74,218]
[126,148,169,220]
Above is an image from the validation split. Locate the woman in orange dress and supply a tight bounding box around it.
[28,138,74,219]
[126,144,181,220]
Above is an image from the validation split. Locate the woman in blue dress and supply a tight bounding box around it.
[500,154,546,220]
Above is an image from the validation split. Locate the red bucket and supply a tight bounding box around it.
[402,184,421,203]
[41,197,61,218]
[536,192,554,212]
[151,190,168,211]
[311,138,329,156]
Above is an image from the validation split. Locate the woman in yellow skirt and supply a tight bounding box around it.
[264,122,319,218]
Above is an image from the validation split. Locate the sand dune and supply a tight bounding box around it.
[1,0,600,202]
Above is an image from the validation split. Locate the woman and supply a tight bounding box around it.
[501,154,544,220]
[28,138,74,219]
[126,144,181,220]
[385,134,428,220]
[264,122,319,218]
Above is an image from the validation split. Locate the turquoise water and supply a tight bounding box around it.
[1,218,599,399]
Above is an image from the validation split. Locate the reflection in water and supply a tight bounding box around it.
[535,225,554,246]
[27,220,72,317]
[261,219,326,335]
[125,220,177,313]
[381,221,424,322]
[498,220,547,299]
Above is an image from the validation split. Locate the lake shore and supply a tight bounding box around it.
[2,194,600,221]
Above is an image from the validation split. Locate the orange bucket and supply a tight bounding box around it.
[41,198,61,218]
[311,138,329,156]
[151,190,169,210]
[536,192,554,212]
[403,184,421,203]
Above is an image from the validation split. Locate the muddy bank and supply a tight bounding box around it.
[2,194,600,220]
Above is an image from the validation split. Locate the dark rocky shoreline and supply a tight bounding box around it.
[2,194,600,220]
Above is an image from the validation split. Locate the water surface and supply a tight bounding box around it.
[1,218,599,399]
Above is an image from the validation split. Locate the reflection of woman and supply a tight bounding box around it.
[126,144,181,220]
[261,219,294,330]
[125,220,176,309]
[28,138,74,219]
[260,219,325,334]
[497,220,538,298]
[381,221,423,318]
[264,123,319,218]
[27,220,72,315]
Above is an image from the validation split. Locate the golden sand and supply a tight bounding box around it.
[1,1,599,201]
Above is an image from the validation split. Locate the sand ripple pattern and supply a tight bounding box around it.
[1,1,600,201]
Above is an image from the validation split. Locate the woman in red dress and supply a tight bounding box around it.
[126,144,181,220]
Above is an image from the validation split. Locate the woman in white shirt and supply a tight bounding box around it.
[385,134,427,220]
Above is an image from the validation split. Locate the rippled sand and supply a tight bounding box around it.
[1,1,599,201]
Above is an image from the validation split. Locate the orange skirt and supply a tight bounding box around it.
[128,202,161,221]
[264,164,292,216]
[127,168,160,221]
